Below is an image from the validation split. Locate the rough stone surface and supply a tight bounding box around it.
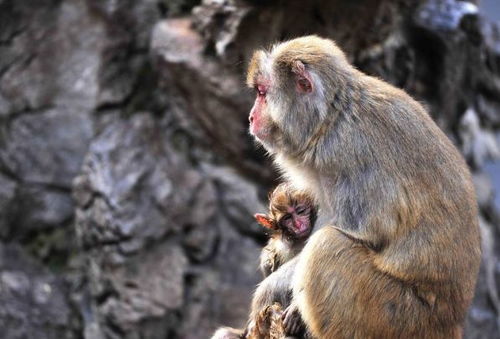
[73,113,261,337]
[0,243,79,339]
[0,0,499,338]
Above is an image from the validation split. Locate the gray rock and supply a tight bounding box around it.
[0,0,500,338]
[0,108,93,187]
[206,164,266,237]
[151,18,275,184]
[0,0,105,113]
[0,243,79,339]
[416,0,478,31]
[192,0,251,59]
[1,185,74,239]
[74,113,207,248]
[96,243,188,334]
[460,108,500,168]
[0,173,17,235]
[473,171,494,209]
[0,0,98,242]
[74,113,263,338]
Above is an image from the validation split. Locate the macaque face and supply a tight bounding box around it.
[255,184,317,240]
[277,202,314,239]
[249,81,273,141]
[255,197,317,241]
[247,52,317,152]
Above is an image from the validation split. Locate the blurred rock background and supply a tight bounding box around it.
[0,0,499,338]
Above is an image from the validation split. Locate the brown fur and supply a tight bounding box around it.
[259,237,295,278]
[246,303,287,339]
[246,36,481,338]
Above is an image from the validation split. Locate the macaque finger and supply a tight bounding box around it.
[282,304,304,336]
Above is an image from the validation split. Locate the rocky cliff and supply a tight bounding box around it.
[0,0,499,338]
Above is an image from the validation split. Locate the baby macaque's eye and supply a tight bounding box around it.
[278,214,292,229]
[296,206,308,215]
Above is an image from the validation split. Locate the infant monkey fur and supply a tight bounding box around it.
[255,183,318,278]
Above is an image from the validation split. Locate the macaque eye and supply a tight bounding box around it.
[279,215,293,229]
[296,206,308,215]
[255,85,267,96]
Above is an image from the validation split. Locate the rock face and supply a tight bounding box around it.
[73,113,262,338]
[0,243,78,339]
[0,0,499,338]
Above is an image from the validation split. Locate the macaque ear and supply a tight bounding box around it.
[292,60,313,94]
[254,213,276,229]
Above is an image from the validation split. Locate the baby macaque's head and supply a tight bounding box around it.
[255,183,317,240]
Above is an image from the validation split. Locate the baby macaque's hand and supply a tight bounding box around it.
[282,303,305,336]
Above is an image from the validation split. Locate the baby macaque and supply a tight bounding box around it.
[211,184,316,339]
[254,183,317,278]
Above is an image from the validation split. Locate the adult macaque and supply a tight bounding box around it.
[255,183,317,277]
[245,36,481,338]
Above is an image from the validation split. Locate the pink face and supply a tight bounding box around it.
[249,83,271,141]
[254,200,316,240]
[248,60,313,143]
[280,204,313,238]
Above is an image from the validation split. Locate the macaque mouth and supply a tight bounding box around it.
[293,221,311,236]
